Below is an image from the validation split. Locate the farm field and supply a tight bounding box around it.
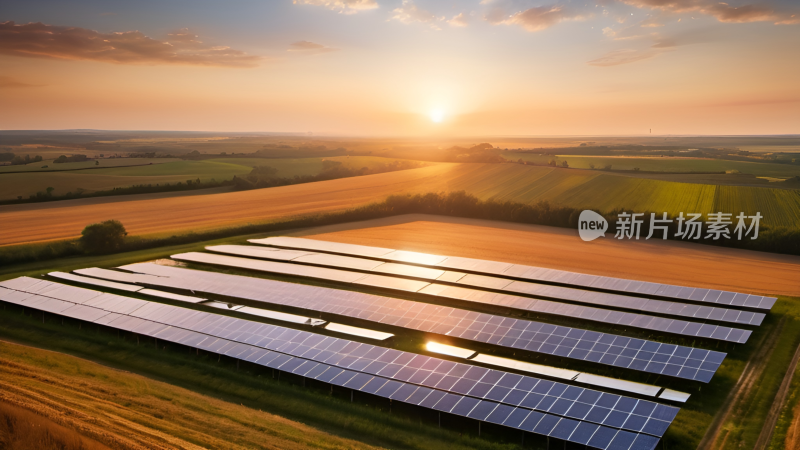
[504,153,800,178]
[0,157,180,173]
[0,155,425,201]
[2,216,798,449]
[1,162,799,245]
[0,339,496,450]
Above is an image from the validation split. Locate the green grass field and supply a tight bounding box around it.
[504,153,800,178]
[433,164,800,229]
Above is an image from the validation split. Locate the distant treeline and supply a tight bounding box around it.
[373,192,800,255]
[0,153,44,165]
[510,146,800,166]
[231,159,426,190]
[3,191,798,268]
[0,178,231,205]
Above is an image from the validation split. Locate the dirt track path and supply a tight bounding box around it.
[755,341,800,449]
[697,319,785,450]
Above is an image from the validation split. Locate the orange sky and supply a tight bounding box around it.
[1,0,799,135]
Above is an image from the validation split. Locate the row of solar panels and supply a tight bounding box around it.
[252,237,777,311]
[166,251,754,346]
[154,252,752,348]
[208,245,764,327]
[79,262,726,384]
[0,277,675,450]
[52,269,681,399]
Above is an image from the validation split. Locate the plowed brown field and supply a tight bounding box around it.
[293,214,800,296]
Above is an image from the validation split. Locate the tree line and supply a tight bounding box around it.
[3,191,797,267]
[231,159,426,190]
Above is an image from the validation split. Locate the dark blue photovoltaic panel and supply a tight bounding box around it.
[250,237,776,311]
[0,278,675,450]
[111,262,727,382]
[155,252,753,346]
[209,244,763,327]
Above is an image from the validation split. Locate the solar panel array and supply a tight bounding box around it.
[154,251,752,346]
[60,268,680,399]
[208,245,764,327]
[0,277,677,450]
[90,261,726,383]
[251,237,777,311]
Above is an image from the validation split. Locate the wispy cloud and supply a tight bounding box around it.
[499,5,589,31]
[0,21,261,68]
[391,1,443,29]
[0,75,44,88]
[588,48,665,66]
[287,40,338,53]
[293,0,378,14]
[620,0,799,24]
[448,12,470,27]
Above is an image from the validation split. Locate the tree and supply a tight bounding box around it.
[548,159,557,167]
[603,164,612,170]
[80,220,127,254]
[561,160,569,168]
[589,163,595,169]
[95,160,99,165]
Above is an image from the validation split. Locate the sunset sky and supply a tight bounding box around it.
[1,0,799,135]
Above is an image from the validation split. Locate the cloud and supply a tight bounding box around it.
[287,40,338,53]
[0,21,260,68]
[620,0,799,24]
[705,96,800,107]
[293,0,378,14]
[391,1,443,28]
[501,5,588,31]
[587,48,665,66]
[483,6,509,24]
[448,12,470,27]
[0,75,44,88]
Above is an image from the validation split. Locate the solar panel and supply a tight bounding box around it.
[157,252,751,346]
[73,267,167,285]
[572,374,661,398]
[658,390,691,403]
[425,342,477,359]
[252,237,776,311]
[325,323,395,341]
[471,354,579,381]
[48,272,143,292]
[0,278,674,448]
[138,289,206,303]
[115,261,727,382]
[253,237,395,258]
[238,306,326,326]
[210,245,763,327]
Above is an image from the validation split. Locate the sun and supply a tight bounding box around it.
[429,109,444,123]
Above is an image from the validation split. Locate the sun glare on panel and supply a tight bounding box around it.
[429,109,444,123]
